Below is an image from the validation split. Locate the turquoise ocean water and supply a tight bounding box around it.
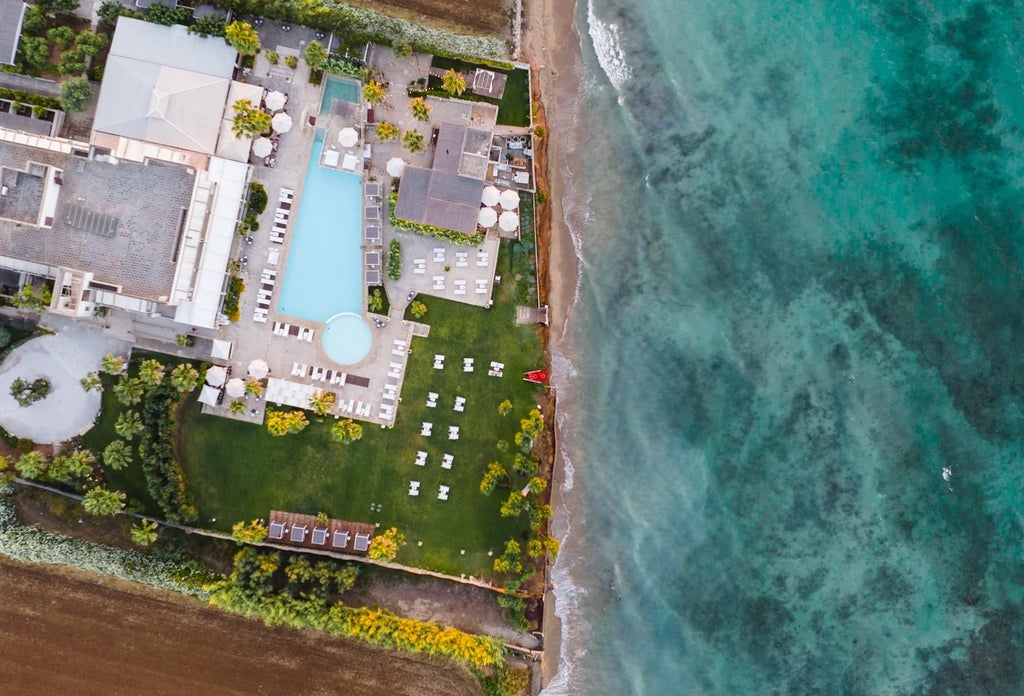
[546,0,1024,693]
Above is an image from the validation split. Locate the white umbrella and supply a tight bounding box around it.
[386,157,406,178]
[264,90,286,112]
[272,112,293,134]
[210,339,232,360]
[499,188,520,210]
[198,384,221,407]
[338,126,359,147]
[498,210,519,232]
[477,206,497,228]
[252,137,273,158]
[247,359,269,379]
[205,365,227,387]
[225,377,246,398]
[481,185,501,207]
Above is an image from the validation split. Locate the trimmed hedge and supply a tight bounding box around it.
[387,239,401,280]
[0,88,62,111]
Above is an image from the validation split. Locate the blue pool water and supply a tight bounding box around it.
[276,130,370,364]
[320,77,360,115]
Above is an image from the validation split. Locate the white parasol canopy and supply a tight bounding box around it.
[498,210,520,232]
[252,137,273,158]
[338,127,359,147]
[481,185,501,207]
[205,365,227,387]
[264,90,286,112]
[225,377,246,398]
[271,112,293,134]
[210,339,232,360]
[247,359,269,379]
[198,384,221,407]
[499,188,520,210]
[477,206,498,228]
[386,157,406,177]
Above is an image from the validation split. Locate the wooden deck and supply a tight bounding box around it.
[268,510,375,555]
[515,305,549,325]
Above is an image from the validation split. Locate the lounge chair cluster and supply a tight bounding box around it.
[475,278,489,294]
[388,361,403,379]
[421,422,433,436]
[488,361,505,377]
[271,188,294,244]
[438,485,450,501]
[432,274,446,291]
[425,391,438,408]
[338,399,371,417]
[463,357,474,372]
[433,354,445,370]
[413,258,426,274]
[441,453,454,469]
[273,321,314,342]
[448,425,460,440]
[291,363,346,386]
[253,268,276,322]
[453,279,468,295]
[392,338,408,357]
[415,450,427,466]
[453,395,466,412]
[408,480,420,496]
[476,250,490,267]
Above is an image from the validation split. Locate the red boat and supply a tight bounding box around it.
[523,370,549,384]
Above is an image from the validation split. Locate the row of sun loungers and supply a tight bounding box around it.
[433,354,445,370]
[413,258,426,274]
[406,481,451,500]
[273,322,314,342]
[253,268,277,322]
[337,399,371,417]
[391,338,408,357]
[271,188,294,245]
[410,452,455,469]
[489,361,505,378]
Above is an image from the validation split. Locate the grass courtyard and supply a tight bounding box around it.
[174,241,545,578]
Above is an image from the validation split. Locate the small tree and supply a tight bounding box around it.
[308,390,336,417]
[74,30,108,56]
[113,376,144,406]
[409,96,431,122]
[114,410,144,439]
[304,40,327,69]
[57,48,87,76]
[224,21,260,55]
[131,519,159,546]
[102,440,132,471]
[231,519,268,544]
[497,399,513,416]
[375,121,399,141]
[80,372,103,393]
[500,491,528,518]
[527,476,548,495]
[82,487,126,516]
[479,461,510,495]
[137,358,165,387]
[101,353,126,375]
[363,80,386,105]
[169,363,201,393]
[229,399,245,415]
[15,451,48,479]
[368,288,384,313]
[247,181,268,215]
[441,69,466,97]
[331,418,363,444]
[402,130,424,154]
[267,410,308,436]
[409,300,427,319]
[10,378,50,407]
[59,77,93,113]
[232,98,271,139]
[46,26,76,48]
[367,527,406,562]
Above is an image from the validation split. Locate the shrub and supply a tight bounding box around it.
[387,240,401,281]
[266,51,279,65]
[247,182,268,215]
[10,378,50,407]
[285,55,298,69]
[137,383,198,522]
[222,276,244,322]
[409,300,427,319]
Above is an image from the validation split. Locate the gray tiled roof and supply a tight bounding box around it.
[394,166,483,235]
[0,1,27,66]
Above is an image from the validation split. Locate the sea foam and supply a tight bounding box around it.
[586,0,633,91]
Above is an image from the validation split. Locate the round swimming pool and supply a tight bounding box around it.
[321,313,372,365]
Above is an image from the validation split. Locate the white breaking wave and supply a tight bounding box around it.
[586,0,633,90]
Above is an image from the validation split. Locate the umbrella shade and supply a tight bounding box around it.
[338,127,359,147]
[499,210,520,232]
[248,359,269,379]
[477,206,498,228]
[252,137,273,158]
[198,384,221,407]
[481,185,501,207]
[205,365,227,387]
[386,157,405,177]
[211,339,232,360]
[265,90,286,112]
[272,112,293,134]
[225,377,246,398]
[499,188,520,210]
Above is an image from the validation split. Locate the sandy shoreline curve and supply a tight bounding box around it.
[522,0,585,689]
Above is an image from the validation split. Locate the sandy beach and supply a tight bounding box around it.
[522,0,586,689]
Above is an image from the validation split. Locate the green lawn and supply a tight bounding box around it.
[177,239,546,578]
[496,69,531,127]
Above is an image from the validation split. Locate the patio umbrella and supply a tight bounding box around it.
[481,185,501,207]
[477,206,498,228]
[338,126,359,147]
[225,377,246,398]
[386,157,406,178]
[264,90,286,112]
[272,112,293,134]
[247,359,269,379]
[198,384,221,407]
[210,338,232,360]
[499,188,520,210]
[498,210,520,232]
[252,137,273,158]
[205,365,227,387]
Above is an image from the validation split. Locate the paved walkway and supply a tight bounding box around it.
[0,322,128,443]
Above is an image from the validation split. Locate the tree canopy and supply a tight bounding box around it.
[231,98,271,139]
[224,21,260,55]
[441,69,466,96]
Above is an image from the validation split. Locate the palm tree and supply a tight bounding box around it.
[266,410,289,436]
[100,353,126,375]
[409,96,431,121]
[286,410,309,433]
[63,448,95,479]
[113,377,144,406]
[375,121,399,141]
[15,451,48,479]
[169,363,201,394]
[441,69,466,96]
[245,378,264,396]
[303,40,327,69]
[80,371,103,393]
[82,486,126,516]
[497,399,513,416]
[224,20,260,55]
[232,98,271,139]
[363,80,386,105]
[102,440,132,471]
[229,399,245,415]
[402,130,424,154]
[137,359,165,387]
[114,410,144,439]
[130,519,159,546]
[308,390,336,417]
[331,418,363,444]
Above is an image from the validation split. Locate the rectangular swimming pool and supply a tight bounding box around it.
[276,130,363,323]
[320,76,360,115]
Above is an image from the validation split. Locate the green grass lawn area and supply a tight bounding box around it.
[495,69,531,127]
[177,240,546,578]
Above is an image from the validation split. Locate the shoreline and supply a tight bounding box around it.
[522,0,586,689]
